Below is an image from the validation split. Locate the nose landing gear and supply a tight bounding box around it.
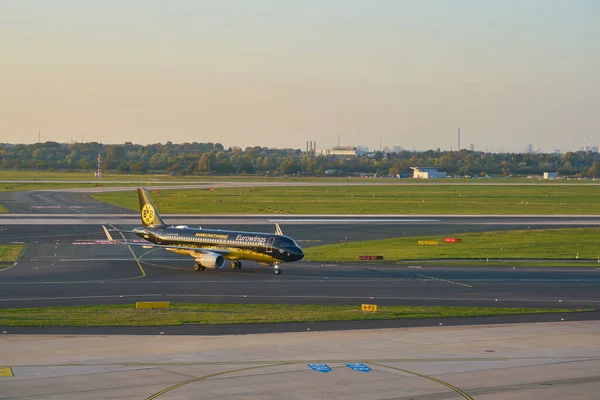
[274,264,281,275]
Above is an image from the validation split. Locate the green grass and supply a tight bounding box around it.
[0,171,378,183]
[305,228,600,262]
[92,184,600,214]
[0,244,25,264]
[0,182,150,193]
[0,171,198,181]
[392,260,600,267]
[0,304,581,327]
[2,170,600,183]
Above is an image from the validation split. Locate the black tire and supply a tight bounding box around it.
[237,261,242,269]
[274,268,281,275]
[193,263,201,271]
[230,261,237,270]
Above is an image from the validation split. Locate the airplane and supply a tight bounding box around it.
[102,188,304,275]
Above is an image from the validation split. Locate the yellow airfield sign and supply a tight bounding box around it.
[361,304,378,312]
[136,301,170,309]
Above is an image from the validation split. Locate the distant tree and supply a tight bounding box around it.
[589,162,600,179]
[198,153,216,173]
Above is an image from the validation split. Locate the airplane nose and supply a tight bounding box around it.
[283,246,304,261]
[294,247,304,261]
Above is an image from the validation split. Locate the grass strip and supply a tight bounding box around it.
[305,228,600,262]
[392,261,600,268]
[0,244,26,264]
[0,182,189,193]
[92,185,600,215]
[0,304,581,327]
[2,171,600,183]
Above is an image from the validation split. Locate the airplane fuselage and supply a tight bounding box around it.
[133,225,304,264]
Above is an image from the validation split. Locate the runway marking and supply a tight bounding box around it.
[112,224,146,279]
[141,260,198,274]
[0,367,14,377]
[31,205,96,209]
[417,274,473,288]
[0,275,157,285]
[35,193,88,215]
[138,260,329,278]
[0,294,166,302]
[138,248,161,259]
[0,276,424,285]
[370,362,473,399]
[3,292,588,305]
[56,258,179,262]
[268,218,440,223]
[139,260,196,272]
[145,363,289,400]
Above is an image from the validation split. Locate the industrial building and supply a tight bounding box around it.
[411,167,447,179]
[317,146,367,158]
[543,172,558,180]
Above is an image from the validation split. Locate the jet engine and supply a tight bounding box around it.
[195,252,225,269]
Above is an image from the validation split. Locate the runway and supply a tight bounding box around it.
[1,224,599,312]
[1,189,600,328]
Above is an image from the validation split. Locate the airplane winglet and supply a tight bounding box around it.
[102,225,115,242]
[275,222,283,236]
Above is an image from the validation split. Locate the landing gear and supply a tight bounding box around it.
[230,261,242,270]
[274,265,281,275]
[194,262,205,272]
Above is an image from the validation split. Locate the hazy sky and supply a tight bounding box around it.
[1,0,599,152]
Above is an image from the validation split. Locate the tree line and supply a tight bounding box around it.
[1,141,600,178]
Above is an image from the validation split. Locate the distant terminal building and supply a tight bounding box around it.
[317,146,367,158]
[543,172,558,180]
[411,167,447,179]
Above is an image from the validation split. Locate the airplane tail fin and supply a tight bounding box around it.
[275,222,283,236]
[138,188,167,228]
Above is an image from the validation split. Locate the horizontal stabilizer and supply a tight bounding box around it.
[102,225,115,242]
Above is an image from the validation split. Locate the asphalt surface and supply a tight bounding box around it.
[0,189,133,214]
[1,224,599,310]
[1,188,600,334]
[4,322,600,399]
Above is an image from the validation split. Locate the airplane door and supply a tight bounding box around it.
[266,237,275,253]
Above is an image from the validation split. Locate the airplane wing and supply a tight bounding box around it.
[101,226,229,255]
